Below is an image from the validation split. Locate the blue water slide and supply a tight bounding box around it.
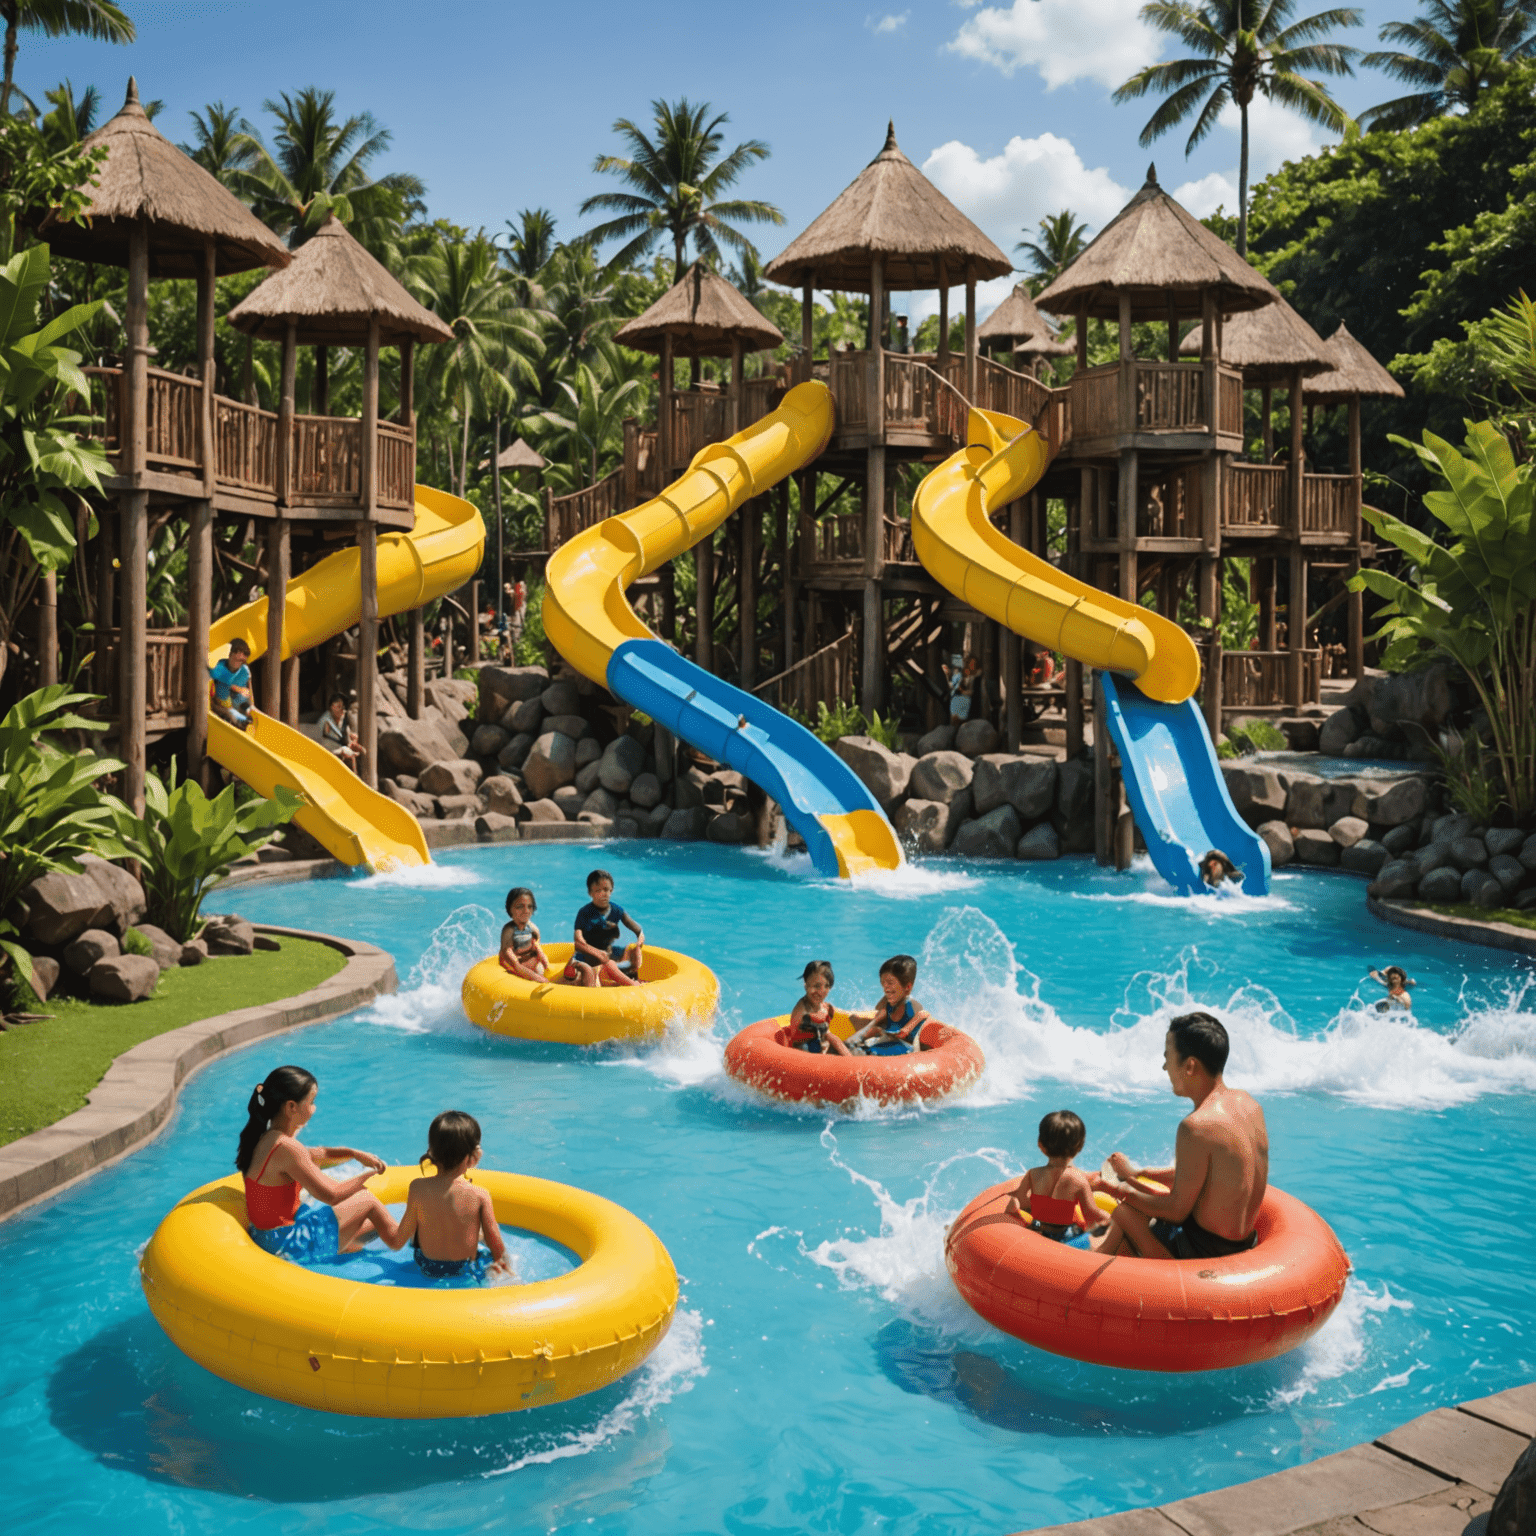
[1099,674,1272,897]
[607,638,893,879]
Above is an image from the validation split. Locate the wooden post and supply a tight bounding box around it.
[187,243,217,786]
[778,482,792,673]
[659,332,674,473]
[740,498,757,687]
[1204,633,1224,741]
[937,258,950,371]
[492,411,504,632]
[358,314,381,787]
[964,261,977,401]
[800,282,814,378]
[121,215,150,815]
[314,345,329,415]
[696,528,714,671]
[864,254,887,711]
[408,608,424,718]
[1166,294,1178,363]
[399,338,414,424]
[1346,395,1363,677]
[1263,557,1278,651]
[1118,448,1138,603]
[1288,363,1305,707]
[263,518,290,717]
[1006,498,1024,750]
[1093,672,1111,866]
[1201,290,1214,359]
[469,578,481,665]
[1076,301,1089,373]
[1065,657,1085,758]
[37,573,57,685]
[730,336,743,437]
[1261,385,1273,462]
[1118,290,1134,436]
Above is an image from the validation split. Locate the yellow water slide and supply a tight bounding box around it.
[207,485,485,870]
[910,407,1200,703]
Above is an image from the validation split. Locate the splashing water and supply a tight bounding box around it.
[363,903,500,1033]
[349,861,488,891]
[1267,1283,1415,1409]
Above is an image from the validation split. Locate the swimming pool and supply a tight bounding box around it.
[3,844,1533,1533]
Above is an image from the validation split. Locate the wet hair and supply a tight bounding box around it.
[586,869,614,892]
[1168,1012,1230,1077]
[880,954,918,989]
[227,637,251,657]
[802,960,834,987]
[1384,965,1407,985]
[329,692,347,708]
[505,886,536,918]
[235,1065,316,1173]
[1038,1110,1086,1158]
[423,1110,481,1172]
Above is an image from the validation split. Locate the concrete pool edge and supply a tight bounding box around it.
[1014,1381,1533,1534]
[1368,895,1536,959]
[0,925,396,1224]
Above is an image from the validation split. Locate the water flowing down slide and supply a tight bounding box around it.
[543,380,903,879]
[207,485,486,870]
[909,407,1269,896]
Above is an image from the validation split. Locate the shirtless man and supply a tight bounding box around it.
[1093,1011,1268,1260]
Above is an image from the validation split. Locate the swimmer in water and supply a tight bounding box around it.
[1200,849,1241,890]
[1369,965,1415,1012]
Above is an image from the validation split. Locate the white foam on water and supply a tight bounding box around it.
[485,1308,706,1477]
[914,906,1536,1110]
[1266,1281,1414,1408]
[743,842,979,897]
[361,904,499,1034]
[349,861,485,891]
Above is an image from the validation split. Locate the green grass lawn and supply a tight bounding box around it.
[0,938,345,1147]
[1421,901,1536,933]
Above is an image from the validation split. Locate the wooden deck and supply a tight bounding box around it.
[1064,358,1244,453]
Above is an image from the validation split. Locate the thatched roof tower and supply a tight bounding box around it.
[978,282,1052,345]
[1036,166,1275,321]
[764,123,1010,292]
[1305,323,1405,402]
[1178,293,1331,384]
[35,78,289,278]
[615,262,783,357]
[493,438,548,471]
[226,213,452,345]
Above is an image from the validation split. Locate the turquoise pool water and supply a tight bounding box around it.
[3,844,1534,1534]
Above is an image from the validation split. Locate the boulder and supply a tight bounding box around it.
[540,679,582,717]
[1367,858,1420,899]
[1519,889,1536,911]
[1344,735,1392,758]
[672,773,704,811]
[575,760,603,793]
[1521,832,1536,871]
[386,783,436,817]
[1418,865,1463,903]
[895,797,968,854]
[629,771,662,810]
[1279,718,1320,752]
[909,751,975,805]
[475,812,520,842]
[1015,822,1061,860]
[179,938,208,966]
[203,914,256,955]
[469,723,509,760]
[478,664,548,718]
[1223,766,1288,826]
[1318,707,1360,756]
[436,794,483,820]
[955,718,1000,758]
[552,784,585,820]
[1257,821,1294,867]
[1054,758,1094,829]
[479,775,523,818]
[79,855,146,935]
[523,731,578,799]
[1329,816,1370,848]
[22,954,60,1001]
[419,758,484,797]
[1285,777,1361,830]
[1294,828,1341,866]
[974,755,1057,821]
[88,953,159,1002]
[916,724,956,755]
[662,806,708,841]
[1351,777,1430,827]
[1489,1432,1536,1536]
[706,810,746,843]
[599,735,648,796]
[497,732,535,771]
[1340,839,1389,876]
[1413,841,1455,878]
[1485,827,1526,858]
[574,736,602,769]
[833,736,913,809]
[1381,824,1418,857]
[394,774,419,791]
[1431,812,1474,843]
[1449,835,1489,871]
[545,712,589,741]
[1489,853,1526,894]
[582,787,619,820]
[378,715,461,779]
[1366,663,1454,740]
[523,798,566,824]
[952,805,1021,859]
[502,695,544,735]
[63,928,119,975]
[20,869,111,945]
[1463,868,1503,907]
[134,922,184,970]
[424,678,476,724]
[639,803,672,837]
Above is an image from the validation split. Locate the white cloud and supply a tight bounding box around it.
[868,10,909,31]
[947,0,1163,91]
[1170,97,1331,217]
[1171,171,1236,219]
[922,133,1131,254]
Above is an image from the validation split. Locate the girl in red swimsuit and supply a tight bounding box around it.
[236,1065,398,1262]
[785,961,853,1056]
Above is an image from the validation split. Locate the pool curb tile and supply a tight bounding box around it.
[1367,895,1536,958]
[1013,1386,1534,1534]
[0,925,396,1224]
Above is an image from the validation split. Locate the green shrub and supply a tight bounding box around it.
[1221,719,1289,757]
[120,927,152,957]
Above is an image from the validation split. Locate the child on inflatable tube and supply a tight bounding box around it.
[786,960,853,1055]
[569,869,645,988]
[846,955,929,1054]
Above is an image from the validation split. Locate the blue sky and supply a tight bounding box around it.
[28,0,1412,319]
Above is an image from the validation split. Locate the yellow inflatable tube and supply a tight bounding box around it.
[462,944,719,1044]
[140,1167,677,1419]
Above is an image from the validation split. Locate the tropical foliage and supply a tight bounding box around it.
[1016,210,1088,290]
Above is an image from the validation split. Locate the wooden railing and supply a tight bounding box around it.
[378,420,416,510]
[546,467,626,552]
[1137,362,1206,430]
[1301,472,1355,534]
[752,628,856,718]
[885,517,917,564]
[1225,463,1289,530]
[1068,360,1242,439]
[829,352,870,434]
[289,414,360,505]
[806,511,864,569]
[1139,465,1203,539]
[1222,647,1322,709]
[1217,369,1244,436]
[215,396,279,495]
[92,627,189,718]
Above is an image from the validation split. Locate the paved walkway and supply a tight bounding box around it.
[1016,1382,1532,1535]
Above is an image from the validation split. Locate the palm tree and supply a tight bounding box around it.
[0,0,132,118]
[233,88,425,258]
[504,206,556,304]
[181,101,258,187]
[579,98,784,274]
[1360,0,1536,130]
[38,77,94,146]
[526,354,641,487]
[1016,210,1089,288]
[1114,0,1362,256]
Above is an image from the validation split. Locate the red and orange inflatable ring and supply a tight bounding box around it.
[945,1180,1350,1373]
[723,1014,985,1109]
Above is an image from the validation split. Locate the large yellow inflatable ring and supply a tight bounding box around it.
[462,944,719,1044]
[139,1167,678,1418]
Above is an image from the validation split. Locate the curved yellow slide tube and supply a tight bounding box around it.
[910,408,1200,704]
[207,485,486,869]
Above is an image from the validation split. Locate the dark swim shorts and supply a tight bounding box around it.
[1149,1213,1258,1260]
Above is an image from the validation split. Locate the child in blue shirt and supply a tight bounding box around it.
[847,954,929,1054]
[210,638,254,729]
[567,868,644,987]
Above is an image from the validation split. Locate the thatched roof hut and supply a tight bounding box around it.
[1014,333,1075,359]
[1178,293,1331,383]
[1036,166,1276,322]
[614,262,783,357]
[1305,323,1405,403]
[226,213,453,346]
[978,283,1052,345]
[493,438,548,471]
[34,78,289,279]
[764,123,1011,292]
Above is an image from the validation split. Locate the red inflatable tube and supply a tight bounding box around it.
[723,1014,985,1109]
[945,1180,1350,1373]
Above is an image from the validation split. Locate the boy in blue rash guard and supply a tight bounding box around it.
[210,637,254,729]
[846,954,929,1054]
[567,868,644,987]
